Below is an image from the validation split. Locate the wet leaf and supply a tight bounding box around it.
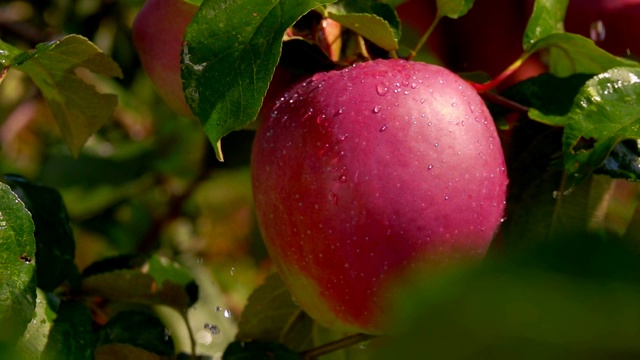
[0,182,36,345]
[12,35,123,157]
[182,0,336,161]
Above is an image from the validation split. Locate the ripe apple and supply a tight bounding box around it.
[133,0,197,118]
[564,0,640,56]
[251,59,508,334]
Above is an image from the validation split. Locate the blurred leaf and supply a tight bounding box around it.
[182,0,335,160]
[522,0,568,49]
[42,301,95,360]
[435,0,474,19]
[80,255,198,311]
[0,39,20,67]
[377,232,640,359]
[15,289,56,359]
[528,33,640,77]
[81,254,147,278]
[0,182,36,345]
[326,0,400,51]
[12,35,123,157]
[3,175,78,291]
[311,324,375,360]
[94,343,165,360]
[97,310,174,356]
[595,140,640,181]
[236,273,313,352]
[223,340,301,360]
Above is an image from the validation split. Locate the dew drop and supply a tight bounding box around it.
[376,84,389,96]
[434,143,439,147]
[372,105,382,113]
[379,124,388,132]
[428,164,434,170]
[224,309,232,318]
[339,174,348,183]
[411,83,418,89]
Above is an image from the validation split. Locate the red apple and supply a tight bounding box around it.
[133,0,197,118]
[251,59,508,334]
[564,0,640,56]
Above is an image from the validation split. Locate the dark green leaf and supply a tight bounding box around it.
[223,340,301,360]
[182,0,335,161]
[528,33,640,77]
[522,0,568,49]
[42,301,95,360]
[326,0,400,51]
[435,0,474,19]
[12,35,123,157]
[236,273,313,352]
[80,255,198,310]
[3,175,78,291]
[97,310,174,355]
[377,232,640,359]
[0,183,36,346]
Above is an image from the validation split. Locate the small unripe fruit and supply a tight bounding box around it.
[251,59,508,334]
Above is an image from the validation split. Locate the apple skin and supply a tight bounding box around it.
[564,0,640,56]
[251,59,508,334]
[133,0,197,118]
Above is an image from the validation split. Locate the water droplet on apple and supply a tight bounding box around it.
[339,174,347,183]
[376,84,388,96]
[379,124,388,132]
[411,83,418,89]
[372,105,382,113]
[428,164,434,170]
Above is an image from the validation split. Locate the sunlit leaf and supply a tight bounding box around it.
[182,0,336,161]
[0,183,36,345]
[528,33,639,77]
[3,175,78,291]
[12,35,123,157]
[435,0,474,19]
[326,0,400,51]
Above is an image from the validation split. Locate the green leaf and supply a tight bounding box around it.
[0,40,20,67]
[326,0,400,51]
[522,0,568,49]
[559,68,640,188]
[223,340,301,360]
[435,0,474,19]
[377,232,640,359]
[80,255,198,311]
[3,175,78,291]
[236,272,313,352]
[15,289,56,360]
[12,35,123,157]
[42,301,95,360]
[0,183,36,346]
[182,0,336,161]
[528,33,640,77]
[97,310,174,356]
